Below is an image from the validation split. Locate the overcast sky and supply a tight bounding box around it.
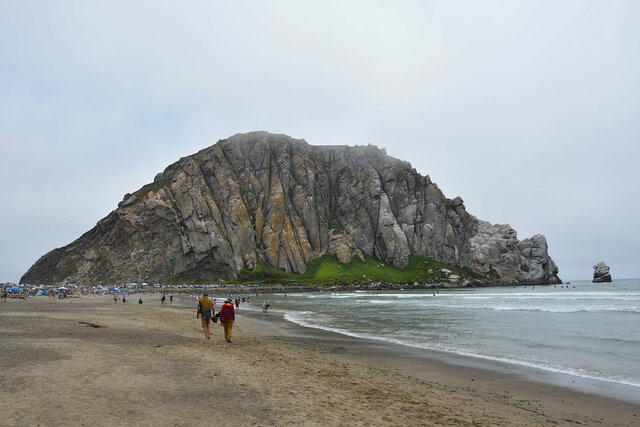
[1,1,639,282]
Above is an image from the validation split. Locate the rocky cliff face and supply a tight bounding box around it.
[21,132,561,285]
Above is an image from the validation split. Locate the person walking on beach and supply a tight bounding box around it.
[161,294,166,305]
[219,298,235,343]
[1,289,7,302]
[197,293,215,340]
[170,294,173,304]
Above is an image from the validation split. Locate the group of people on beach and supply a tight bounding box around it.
[104,289,254,342]
[112,292,144,304]
[196,293,235,342]
[160,294,174,304]
[113,292,176,305]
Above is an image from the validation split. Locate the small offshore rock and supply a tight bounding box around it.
[593,262,612,283]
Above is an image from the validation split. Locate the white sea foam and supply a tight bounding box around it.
[281,307,640,389]
[352,299,640,313]
[237,303,263,312]
[276,281,640,393]
[357,291,640,299]
[490,306,640,313]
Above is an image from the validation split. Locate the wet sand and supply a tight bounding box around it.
[1,295,638,426]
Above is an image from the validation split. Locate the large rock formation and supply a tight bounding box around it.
[592,262,612,283]
[21,132,561,285]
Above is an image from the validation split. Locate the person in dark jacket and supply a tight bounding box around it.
[219,298,235,343]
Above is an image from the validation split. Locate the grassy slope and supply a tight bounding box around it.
[133,178,171,198]
[235,254,498,286]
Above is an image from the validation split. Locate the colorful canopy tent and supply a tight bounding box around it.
[7,286,22,295]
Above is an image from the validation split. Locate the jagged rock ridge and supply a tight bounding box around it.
[21,132,561,285]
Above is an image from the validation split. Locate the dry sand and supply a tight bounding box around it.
[1,295,638,426]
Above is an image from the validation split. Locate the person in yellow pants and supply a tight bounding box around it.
[219,298,235,343]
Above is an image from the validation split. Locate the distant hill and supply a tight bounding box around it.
[21,132,560,286]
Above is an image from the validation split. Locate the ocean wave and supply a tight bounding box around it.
[303,293,359,299]
[300,291,640,302]
[490,306,640,313]
[435,304,640,313]
[280,308,640,389]
[348,299,640,313]
[451,294,640,301]
[237,303,263,312]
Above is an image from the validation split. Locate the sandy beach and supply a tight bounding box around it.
[1,295,638,426]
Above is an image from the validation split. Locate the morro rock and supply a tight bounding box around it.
[21,132,561,285]
[592,262,612,283]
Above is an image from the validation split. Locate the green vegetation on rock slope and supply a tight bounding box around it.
[235,254,499,286]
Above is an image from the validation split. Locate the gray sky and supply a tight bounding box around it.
[1,1,639,282]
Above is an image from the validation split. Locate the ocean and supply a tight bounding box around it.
[239,279,640,399]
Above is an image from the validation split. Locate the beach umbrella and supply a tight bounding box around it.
[58,287,69,290]
[8,286,22,291]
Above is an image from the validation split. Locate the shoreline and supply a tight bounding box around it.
[1,295,638,426]
[237,302,640,405]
